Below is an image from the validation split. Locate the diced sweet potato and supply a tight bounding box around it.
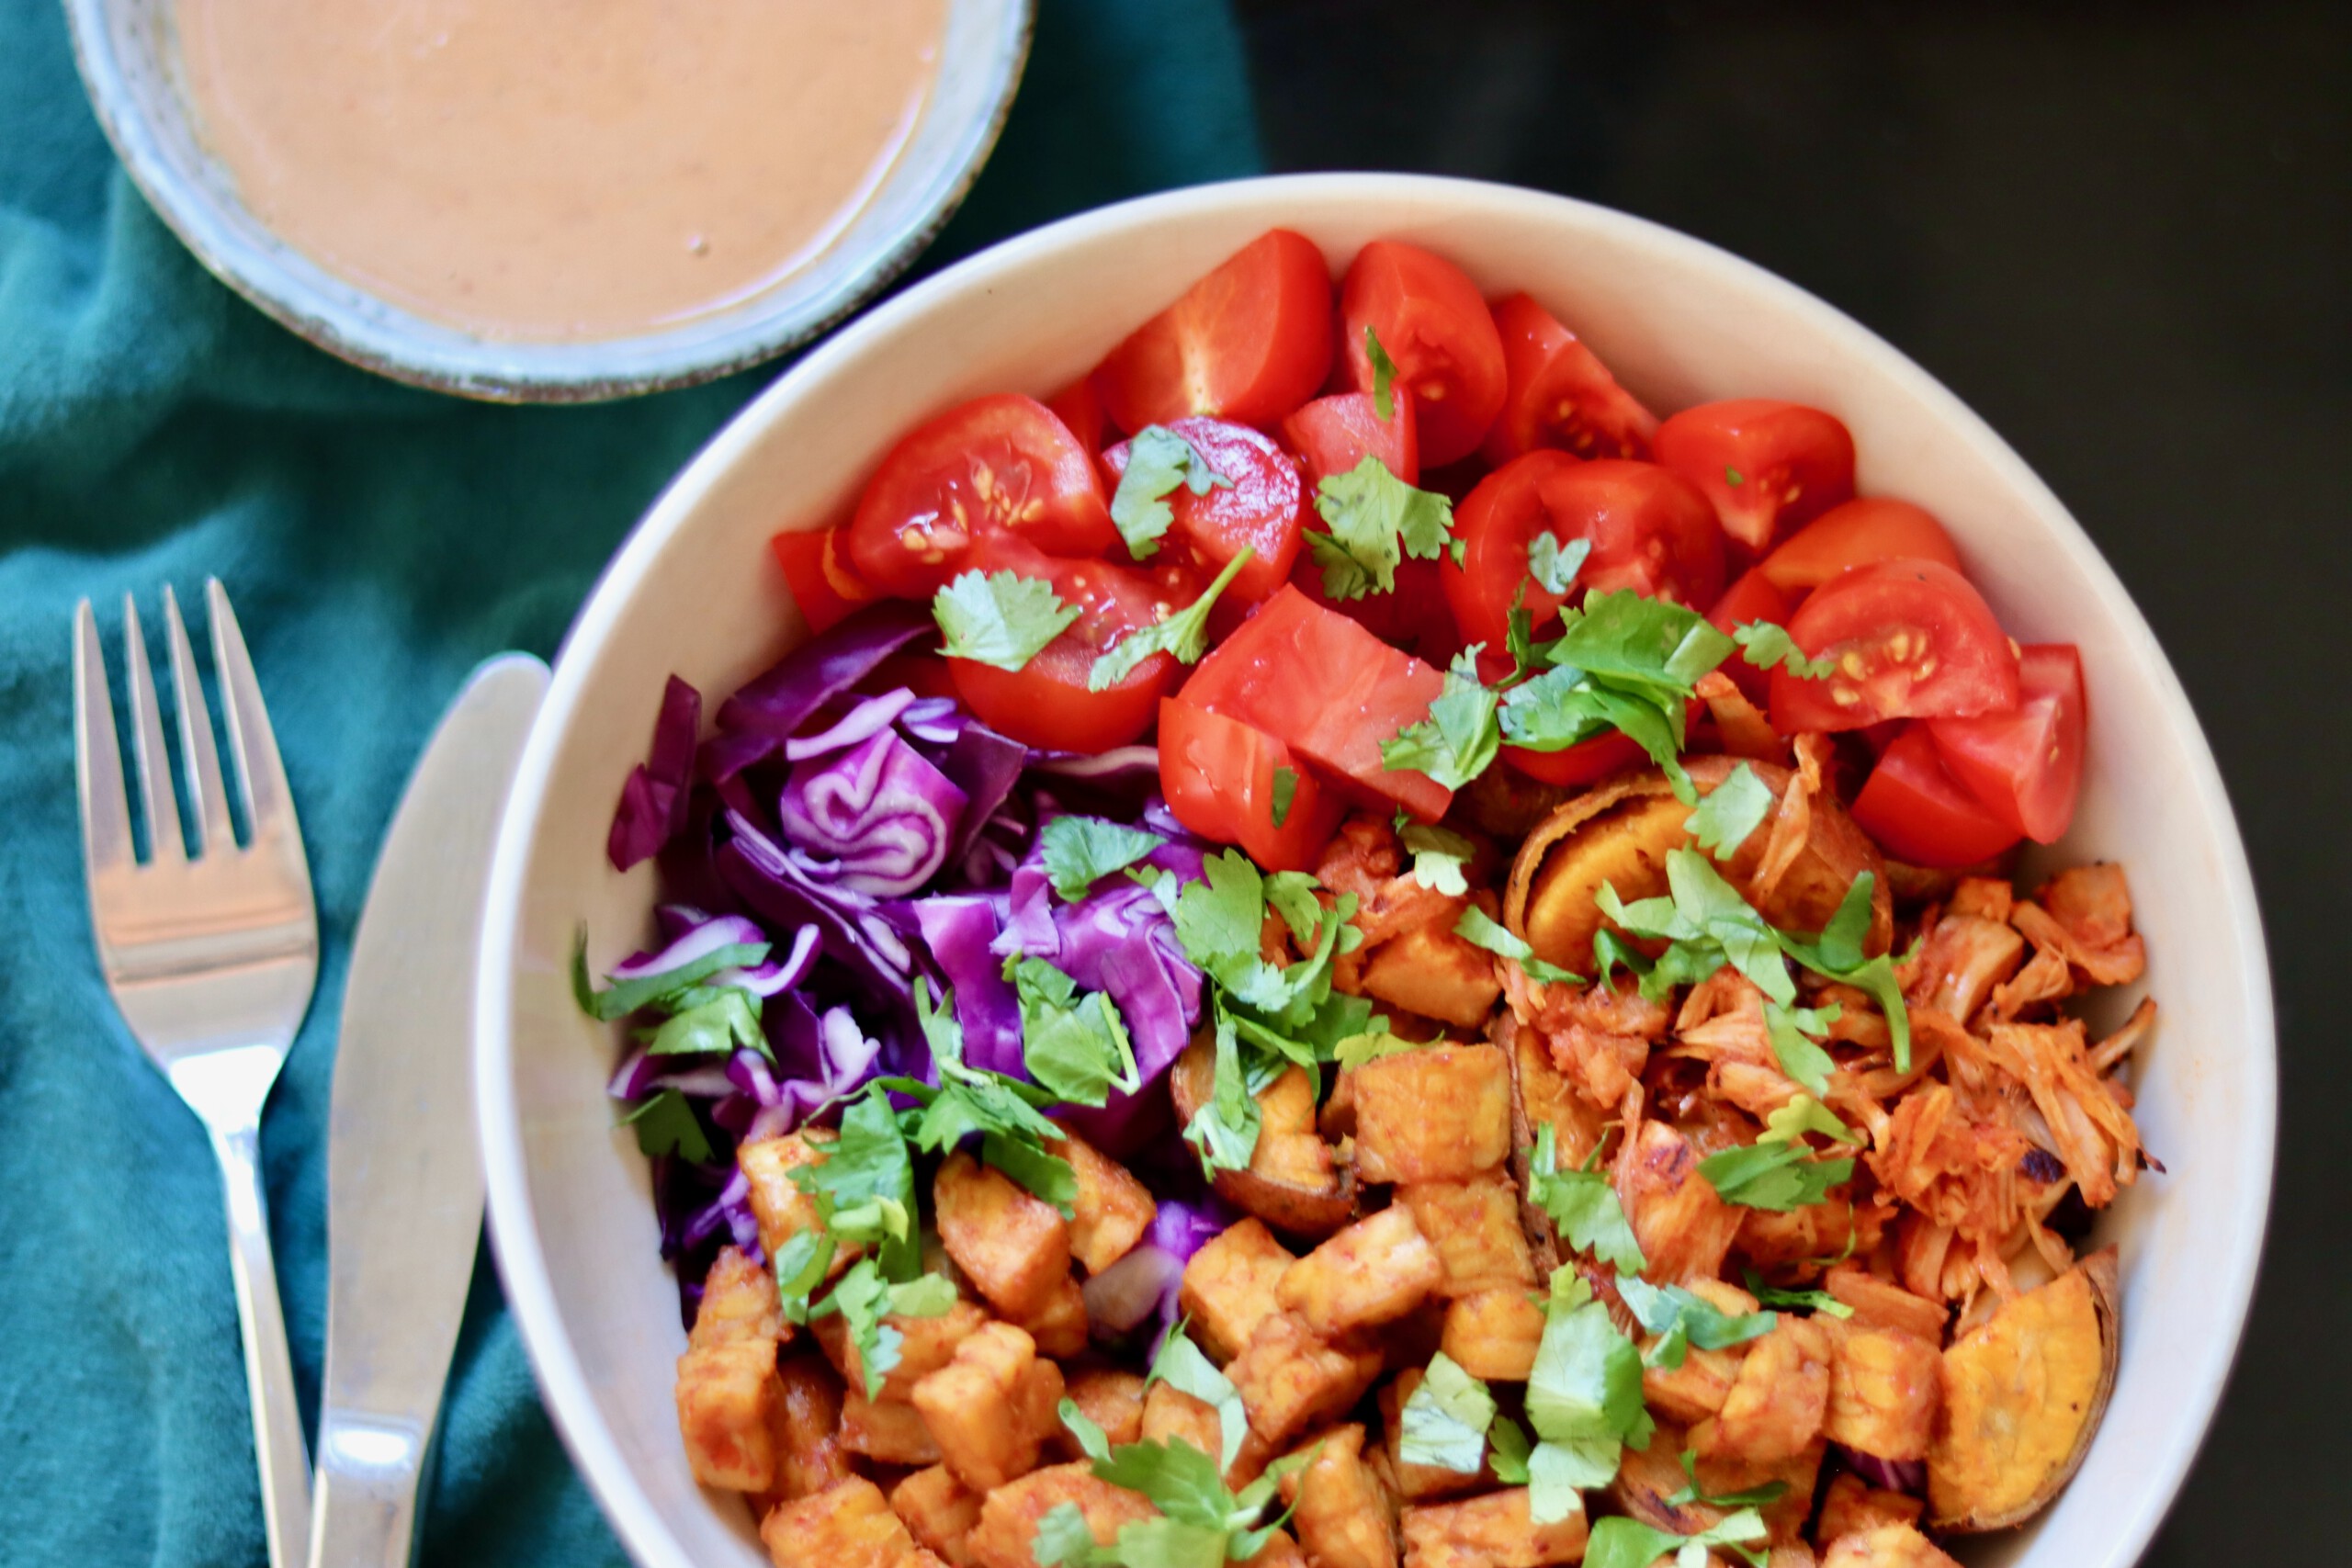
[1928,1248,2120,1532]
[1254,1131,1344,1196]
[1642,1341,1743,1425]
[1276,1206,1445,1335]
[1238,1529,1307,1568]
[758,1352,854,1511]
[1014,1273,1091,1359]
[1351,1044,1512,1184]
[1180,1218,1296,1362]
[1278,1424,1398,1568]
[1770,1549,1823,1568]
[676,1337,778,1492]
[1378,1370,1489,1502]
[761,1477,919,1568]
[1815,1472,1926,1547]
[1820,1523,1961,1567]
[1260,1066,1320,1135]
[1696,1317,1832,1466]
[842,1384,943,1466]
[1612,1418,1824,1549]
[1439,1288,1544,1382]
[1399,1487,1588,1568]
[1172,1043,1356,1238]
[1060,1365,1148,1454]
[1398,1177,1536,1297]
[1618,1120,1744,1286]
[912,1322,1064,1490]
[837,1300,990,1404]
[740,1133,856,1277]
[1825,1268,1949,1344]
[1049,1124,1159,1274]
[891,1465,986,1568]
[693,1247,786,1348]
[1737,1196,1855,1272]
[1141,1381,1272,1486]
[967,1463,1157,1568]
[934,1151,1072,1319]
[1228,1310,1384,1445]
[1360,921,1505,1030]
[1824,1324,1942,1463]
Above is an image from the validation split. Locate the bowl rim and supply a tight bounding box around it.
[62,0,1035,403]
[474,171,2278,1568]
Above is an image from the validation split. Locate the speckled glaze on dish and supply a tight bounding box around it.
[62,0,1033,402]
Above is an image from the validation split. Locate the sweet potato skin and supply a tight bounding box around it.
[1171,1040,1356,1238]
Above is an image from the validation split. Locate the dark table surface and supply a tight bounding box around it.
[1228,1,2346,1559]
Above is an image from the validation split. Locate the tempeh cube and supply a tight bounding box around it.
[1358,922,1504,1031]
[1438,1288,1544,1382]
[1277,1423,1398,1568]
[1050,1124,1159,1274]
[934,1151,1072,1318]
[1399,1487,1589,1568]
[1823,1267,1949,1344]
[891,1464,987,1568]
[1227,1310,1384,1445]
[1237,1528,1307,1568]
[755,1352,854,1514]
[1139,1381,1271,1487]
[1398,1177,1536,1297]
[841,1384,943,1466]
[675,1337,778,1492]
[1815,1472,1926,1546]
[1012,1272,1091,1359]
[911,1322,1065,1490]
[1379,1371,1489,1501]
[1821,1323,1941,1462]
[740,1132,856,1277]
[1180,1218,1296,1361]
[1060,1365,1148,1454]
[1275,1206,1444,1334]
[694,1247,786,1348]
[967,1463,1157,1568]
[1642,1341,1744,1425]
[1820,1523,1961,1568]
[1350,1044,1512,1184]
[760,1477,919,1568]
[1696,1317,1832,1466]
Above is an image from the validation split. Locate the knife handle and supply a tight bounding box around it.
[311,1410,433,1568]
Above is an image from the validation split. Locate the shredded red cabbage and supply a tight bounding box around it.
[606,675,701,871]
[777,726,967,895]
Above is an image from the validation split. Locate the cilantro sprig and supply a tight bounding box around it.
[1454,905,1583,987]
[1148,1326,1251,1472]
[1527,1123,1645,1275]
[1398,1353,1499,1474]
[1733,620,1835,681]
[1110,425,1233,561]
[1585,1510,1770,1568]
[1614,1278,1776,1371]
[1037,1406,1313,1568]
[1683,761,1775,857]
[1500,591,1737,804]
[1696,1140,1855,1212]
[1381,646,1500,791]
[933,570,1080,671]
[1091,549,1254,691]
[1011,956,1142,1109]
[1523,1268,1656,1521]
[1039,816,1167,902]
[1306,457,1457,600]
[1399,823,1475,897]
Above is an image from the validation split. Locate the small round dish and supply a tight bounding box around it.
[475,175,2275,1568]
[62,0,1032,402]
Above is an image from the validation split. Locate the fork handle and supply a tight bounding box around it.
[209,1120,314,1568]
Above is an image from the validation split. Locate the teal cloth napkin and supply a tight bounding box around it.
[0,2,1261,1562]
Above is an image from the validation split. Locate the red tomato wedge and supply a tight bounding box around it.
[1652,399,1856,556]
[1758,497,1961,595]
[1340,241,1508,468]
[1928,644,2086,843]
[1091,230,1335,434]
[1282,390,1419,489]
[1046,377,1111,454]
[1852,724,2023,868]
[1481,292,1658,464]
[847,394,1114,598]
[1158,698,1343,873]
[1443,453,1726,651]
[1704,567,1796,705]
[771,526,880,637]
[1770,558,2019,734]
[1501,732,1647,788]
[1102,418,1306,605]
[1179,584,1453,821]
[945,538,1175,753]
[1287,554,1455,665]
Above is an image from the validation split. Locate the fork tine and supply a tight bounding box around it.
[164,586,237,855]
[121,594,187,864]
[74,600,135,875]
[206,579,297,840]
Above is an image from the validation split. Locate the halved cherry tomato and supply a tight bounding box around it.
[1091,230,1335,434]
[863,650,960,703]
[771,526,879,637]
[1769,558,2019,734]
[1282,390,1419,489]
[1705,567,1795,705]
[1046,377,1111,454]
[1340,241,1507,468]
[1851,724,2022,868]
[1757,497,1960,596]
[1443,453,1726,651]
[847,394,1114,599]
[945,537,1174,753]
[1180,584,1453,820]
[1501,732,1647,788]
[1481,293,1658,464]
[1159,698,1343,873]
[1651,400,1855,556]
[1928,644,2086,843]
[1102,418,1305,605]
[1287,554,1455,665]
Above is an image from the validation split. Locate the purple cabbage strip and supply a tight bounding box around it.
[607,675,702,872]
[1839,1450,1928,1495]
[703,603,932,780]
[717,810,916,1008]
[936,723,1029,876]
[777,730,968,897]
[899,697,967,746]
[914,897,1023,1077]
[784,687,919,763]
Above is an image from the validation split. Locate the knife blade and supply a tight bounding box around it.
[309,654,548,1568]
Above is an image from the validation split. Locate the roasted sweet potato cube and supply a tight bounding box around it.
[1824,1268,1948,1344]
[835,1299,989,1403]
[1619,1119,1744,1286]
[1278,1423,1398,1568]
[842,1384,943,1466]
[694,1247,786,1348]
[891,1464,986,1568]
[1398,1177,1536,1297]
[1613,1423,1823,1551]
[967,1463,1157,1568]
[1048,1128,1159,1276]
[760,1477,918,1568]
[1275,1206,1444,1334]
[1014,1273,1092,1359]
[1379,1369,1491,1501]
[741,1133,857,1276]
[1140,1381,1272,1486]
[935,1151,1072,1318]
[1061,1365,1148,1454]
[1238,1528,1307,1568]
[1696,1318,1832,1466]
[1359,922,1505,1031]
[1399,1486,1588,1568]
[1821,1523,1960,1567]
[1252,1131,1342,1194]
[1351,1044,1512,1184]
[759,1352,854,1510]
[912,1322,1063,1490]
[1824,1324,1941,1462]
[676,1337,777,1492]
[1228,1310,1384,1445]
[1258,1066,1320,1135]
[1816,1472,1926,1546]
[1439,1288,1544,1382]
[1180,1218,1296,1361]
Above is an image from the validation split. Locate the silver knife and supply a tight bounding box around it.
[309,654,548,1568]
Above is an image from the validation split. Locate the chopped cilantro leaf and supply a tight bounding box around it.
[1528,1123,1645,1274]
[1400,823,1475,897]
[1044,1401,1311,1568]
[1742,1268,1856,1318]
[1761,1092,1860,1148]
[789,1085,922,1280]
[1148,1326,1250,1471]
[1040,816,1168,902]
[1585,1509,1770,1568]
[1332,1029,1414,1070]
[618,1089,711,1163]
[1012,956,1141,1109]
[892,981,1076,1206]
[815,1258,902,1399]
[1383,646,1501,790]
[640,987,771,1060]
[1724,466,1745,487]
[933,570,1079,671]
[1307,457,1456,600]
[888,1273,959,1318]
[1399,1352,1497,1474]
[1030,1502,1108,1568]
[1777,872,1913,1070]
[1182,1006,1263,1177]
[1270,766,1298,829]
[1454,905,1583,987]
[1523,1268,1654,1516]
[1526,531,1591,596]
[1616,1276,1776,1371]
[1090,548,1255,691]
[1110,425,1232,562]
[1365,325,1399,423]
[1735,620,1836,681]
[1698,1140,1856,1212]
[1664,1446,1789,1510]
[571,927,772,1021]
[1762,1000,1838,1099]
[1684,761,1775,857]
[1486,1415,1533,1485]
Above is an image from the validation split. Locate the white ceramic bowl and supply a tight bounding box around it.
[476,174,2275,1568]
[64,0,1031,400]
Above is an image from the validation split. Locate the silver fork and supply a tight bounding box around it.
[75,581,318,1568]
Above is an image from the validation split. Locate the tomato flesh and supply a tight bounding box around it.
[1158,698,1342,873]
[1703,567,1795,705]
[1482,292,1658,464]
[1340,241,1508,468]
[1180,584,1453,820]
[1501,732,1647,788]
[1282,390,1419,489]
[1444,452,1726,652]
[772,526,880,637]
[945,538,1174,753]
[1046,377,1111,454]
[1928,644,2086,843]
[1102,417,1305,605]
[1091,230,1335,434]
[1652,399,1856,557]
[1287,554,1455,666]
[1851,724,2022,868]
[1770,558,2018,734]
[1758,497,1961,596]
[848,393,1114,598]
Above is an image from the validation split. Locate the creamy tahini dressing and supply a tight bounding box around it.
[176,0,944,342]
